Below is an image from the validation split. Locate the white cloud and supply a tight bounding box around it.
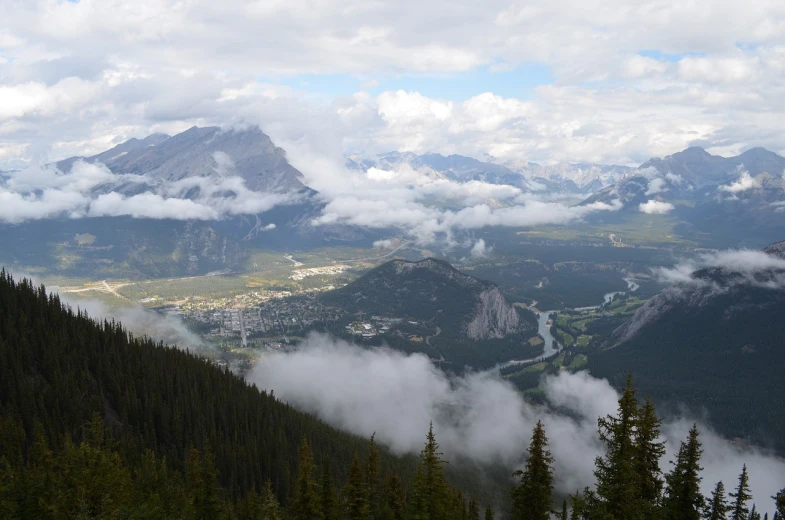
[645,177,668,195]
[88,192,220,220]
[639,199,675,214]
[654,249,785,288]
[0,0,784,172]
[720,170,758,193]
[470,238,491,258]
[251,333,785,505]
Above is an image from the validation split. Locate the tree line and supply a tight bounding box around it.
[509,376,785,520]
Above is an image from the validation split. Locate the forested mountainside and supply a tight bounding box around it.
[318,258,540,369]
[1,270,784,518]
[0,270,503,518]
[590,241,785,453]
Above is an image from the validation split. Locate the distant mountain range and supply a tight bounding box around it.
[0,126,374,278]
[319,258,540,369]
[590,239,785,452]
[348,151,633,193]
[581,147,785,243]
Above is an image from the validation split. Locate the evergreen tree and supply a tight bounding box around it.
[468,497,480,520]
[345,453,372,520]
[366,434,382,518]
[662,424,704,520]
[560,499,568,520]
[485,506,495,520]
[186,448,227,520]
[320,463,339,520]
[748,504,761,520]
[705,481,730,520]
[587,375,642,519]
[636,397,666,517]
[774,488,785,519]
[511,420,555,520]
[411,424,450,520]
[729,465,752,520]
[291,439,323,520]
[383,473,406,520]
[0,456,19,519]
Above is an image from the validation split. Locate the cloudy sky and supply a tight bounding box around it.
[2,0,785,171]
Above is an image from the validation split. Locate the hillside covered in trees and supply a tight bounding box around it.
[1,269,783,519]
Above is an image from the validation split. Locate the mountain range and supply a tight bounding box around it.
[348,151,633,193]
[590,239,785,452]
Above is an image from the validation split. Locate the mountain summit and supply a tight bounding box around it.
[58,126,308,194]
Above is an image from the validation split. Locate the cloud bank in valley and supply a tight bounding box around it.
[250,333,785,507]
[654,248,785,288]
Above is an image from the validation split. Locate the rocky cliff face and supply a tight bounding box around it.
[466,286,521,340]
[323,257,535,341]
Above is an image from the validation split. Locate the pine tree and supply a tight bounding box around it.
[469,497,480,520]
[411,423,450,520]
[748,504,761,520]
[186,448,227,520]
[729,465,752,520]
[588,375,642,519]
[774,488,785,519]
[560,499,568,520]
[636,397,666,518]
[320,463,339,520]
[662,424,704,520]
[0,456,19,519]
[345,453,372,520]
[705,481,730,520]
[485,506,495,520]
[511,420,555,520]
[366,434,382,518]
[383,473,406,520]
[291,439,323,520]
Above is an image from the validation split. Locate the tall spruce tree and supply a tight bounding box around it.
[511,420,555,520]
[560,499,568,520]
[469,498,480,520]
[748,504,761,520]
[366,434,383,519]
[705,481,730,520]
[411,424,450,520]
[345,453,372,520]
[291,439,323,520]
[774,488,785,519]
[383,473,406,520]
[320,463,339,520]
[485,506,495,520]
[729,465,752,520]
[662,424,704,520]
[588,375,642,519]
[636,397,666,518]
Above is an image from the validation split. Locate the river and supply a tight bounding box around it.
[495,306,559,370]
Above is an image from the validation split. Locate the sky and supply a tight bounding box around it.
[1,0,785,171]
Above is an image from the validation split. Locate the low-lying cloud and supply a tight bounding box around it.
[0,158,298,224]
[719,171,758,193]
[654,248,785,288]
[639,199,675,214]
[251,334,785,508]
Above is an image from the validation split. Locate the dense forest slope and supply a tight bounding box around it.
[0,269,505,517]
[590,241,785,452]
[319,258,540,368]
